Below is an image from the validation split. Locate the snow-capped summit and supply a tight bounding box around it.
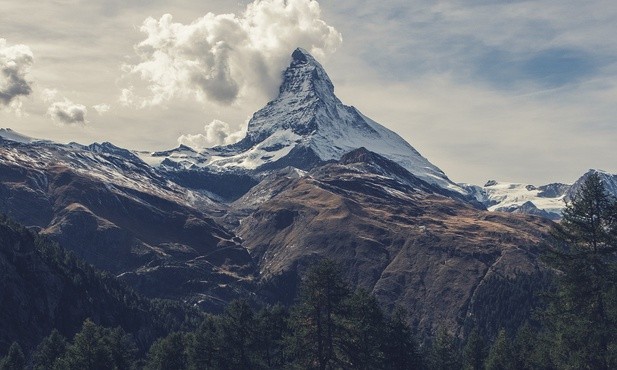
[278,48,336,103]
[462,169,617,220]
[236,47,340,145]
[567,169,617,201]
[0,128,37,144]
[159,48,464,193]
[462,181,568,220]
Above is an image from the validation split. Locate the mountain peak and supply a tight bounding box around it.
[279,48,334,98]
[168,48,465,195]
[0,128,36,144]
[291,47,313,63]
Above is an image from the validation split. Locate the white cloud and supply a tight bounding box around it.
[178,119,246,149]
[125,0,342,107]
[0,38,34,114]
[47,99,88,125]
[119,87,135,106]
[92,103,110,114]
[41,88,59,103]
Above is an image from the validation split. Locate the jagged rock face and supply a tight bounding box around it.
[566,169,617,202]
[234,150,553,336]
[152,48,465,195]
[0,139,256,310]
[461,181,568,220]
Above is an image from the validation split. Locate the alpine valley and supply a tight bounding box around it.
[1,49,615,355]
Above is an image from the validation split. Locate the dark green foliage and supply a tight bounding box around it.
[105,327,139,370]
[185,303,289,370]
[255,305,288,368]
[511,323,553,370]
[215,300,260,369]
[466,271,552,339]
[542,173,617,369]
[0,343,25,370]
[381,308,422,370]
[145,332,188,370]
[287,259,350,369]
[59,319,114,370]
[342,290,387,369]
[462,327,485,370]
[6,251,569,370]
[55,319,137,370]
[428,327,461,370]
[32,330,67,370]
[0,214,200,355]
[186,317,217,370]
[484,329,515,370]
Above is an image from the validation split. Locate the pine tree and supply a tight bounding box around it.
[0,342,25,370]
[187,317,217,370]
[428,327,461,370]
[216,300,260,369]
[343,290,386,369]
[543,172,617,369]
[484,329,515,370]
[33,330,67,370]
[288,259,350,370]
[511,323,555,370]
[381,308,422,370]
[145,332,188,370]
[61,319,112,370]
[103,327,137,370]
[255,305,288,368]
[462,327,486,370]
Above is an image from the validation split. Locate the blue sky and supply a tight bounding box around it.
[0,0,615,185]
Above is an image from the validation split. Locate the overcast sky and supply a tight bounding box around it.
[0,0,616,185]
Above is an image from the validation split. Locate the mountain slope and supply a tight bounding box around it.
[566,169,617,201]
[149,49,465,195]
[233,149,553,336]
[464,169,617,220]
[462,181,568,220]
[0,136,255,310]
[0,216,194,355]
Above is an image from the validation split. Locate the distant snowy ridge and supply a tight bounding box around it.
[462,181,568,220]
[0,128,37,144]
[463,169,617,220]
[0,134,220,212]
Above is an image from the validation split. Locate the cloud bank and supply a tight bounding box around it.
[93,103,110,114]
[125,0,342,107]
[41,88,88,125]
[47,99,88,125]
[0,39,34,113]
[178,119,245,149]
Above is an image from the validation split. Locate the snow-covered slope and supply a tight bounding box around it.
[155,48,464,194]
[463,181,567,220]
[566,169,617,202]
[0,128,38,144]
[464,169,617,220]
[0,134,221,212]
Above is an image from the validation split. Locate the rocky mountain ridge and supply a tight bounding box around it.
[1,49,614,338]
[463,169,617,220]
[139,48,465,195]
[0,131,255,311]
